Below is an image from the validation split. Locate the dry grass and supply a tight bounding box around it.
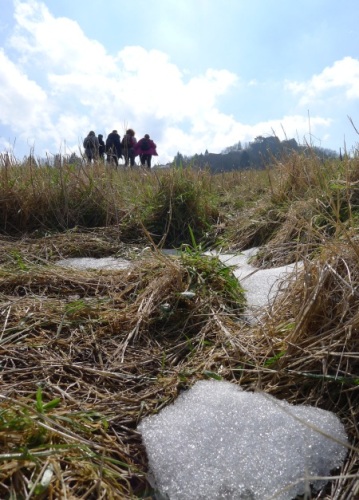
[0,230,248,498]
[0,229,358,499]
[1,154,359,498]
[0,163,220,248]
[252,242,359,498]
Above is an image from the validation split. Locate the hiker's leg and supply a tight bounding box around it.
[130,152,135,167]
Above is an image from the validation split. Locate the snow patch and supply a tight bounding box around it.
[139,380,348,500]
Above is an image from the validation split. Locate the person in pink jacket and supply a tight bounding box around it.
[135,134,158,169]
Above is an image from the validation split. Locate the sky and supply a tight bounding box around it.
[0,0,359,164]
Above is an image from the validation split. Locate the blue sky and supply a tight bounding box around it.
[1,0,359,163]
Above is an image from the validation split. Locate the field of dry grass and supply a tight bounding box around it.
[0,153,358,498]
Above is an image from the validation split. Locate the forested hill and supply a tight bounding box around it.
[173,136,339,172]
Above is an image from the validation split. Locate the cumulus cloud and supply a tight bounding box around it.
[286,56,359,104]
[0,0,336,161]
[0,47,61,153]
[0,48,48,126]
[11,0,113,73]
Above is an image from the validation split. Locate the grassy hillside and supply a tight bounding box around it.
[0,153,358,498]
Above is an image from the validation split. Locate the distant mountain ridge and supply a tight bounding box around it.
[173,136,339,172]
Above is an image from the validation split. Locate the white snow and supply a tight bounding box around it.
[139,380,348,500]
[55,256,131,270]
[55,248,301,321]
[207,248,302,322]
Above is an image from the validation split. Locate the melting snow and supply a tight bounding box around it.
[139,380,348,500]
[55,256,131,270]
[206,248,302,322]
[56,249,301,321]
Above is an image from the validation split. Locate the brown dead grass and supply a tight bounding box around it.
[0,227,358,498]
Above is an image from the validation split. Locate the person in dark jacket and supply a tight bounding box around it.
[98,134,105,160]
[83,131,99,162]
[105,130,122,167]
[121,129,137,167]
[135,134,158,169]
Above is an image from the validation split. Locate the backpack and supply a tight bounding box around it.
[122,135,134,149]
[84,136,95,151]
[141,138,150,151]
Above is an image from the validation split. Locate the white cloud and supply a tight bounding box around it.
[0,48,48,126]
[286,56,359,104]
[0,0,336,161]
[0,47,61,154]
[11,0,113,74]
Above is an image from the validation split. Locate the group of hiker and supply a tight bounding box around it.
[83,129,158,169]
